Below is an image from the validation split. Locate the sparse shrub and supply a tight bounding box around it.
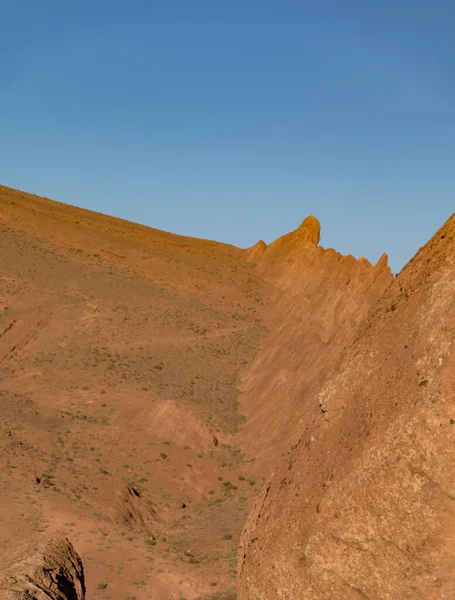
[222,481,237,491]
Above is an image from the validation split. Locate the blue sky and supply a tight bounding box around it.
[1,1,454,273]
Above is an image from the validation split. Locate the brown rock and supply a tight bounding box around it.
[238,214,455,599]
[245,216,321,265]
[261,215,321,262]
[375,251,389,269]
[243,240,267,262]
[237,221,393,469]
[112,484,159,534]
[0,535,85,600]
[296,215,321,245]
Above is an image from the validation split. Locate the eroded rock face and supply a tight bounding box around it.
[265,215,321,258]
[244,239,267,263]
[238,214,455,599]
[0,535,85,600]
[243,215,321,269]
[113,484,159,534]
[238,216,393,469]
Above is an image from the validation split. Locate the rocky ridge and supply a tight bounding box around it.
[238,215,393,469]
[238,214,455,599]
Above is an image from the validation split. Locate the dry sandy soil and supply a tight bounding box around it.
[0,184,396,599]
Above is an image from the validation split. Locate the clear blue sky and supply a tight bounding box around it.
[1,1,454,273]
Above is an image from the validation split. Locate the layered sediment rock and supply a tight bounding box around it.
[0,535,85,600]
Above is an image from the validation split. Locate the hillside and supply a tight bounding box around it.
[239,214,455,599]
[0,184,393,599]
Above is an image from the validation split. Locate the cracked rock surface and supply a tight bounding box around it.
[0,535,85,600]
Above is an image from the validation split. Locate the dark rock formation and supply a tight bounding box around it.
[0,535,85,600]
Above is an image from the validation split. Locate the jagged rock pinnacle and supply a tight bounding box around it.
[375,252,389,269]
[296,215,321,246]
[244,239,267,262]
[242,215,322,265]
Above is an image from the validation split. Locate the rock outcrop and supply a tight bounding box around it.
[238,216,393,468]
[265,215,321,254]
[113,484,159,534]
[244,240,267,263]
[0,535,85,600]
[238,214,455,598]
[244,216,321,265]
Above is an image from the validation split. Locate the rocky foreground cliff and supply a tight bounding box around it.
[238,214,455,599]
[0,536,85,600]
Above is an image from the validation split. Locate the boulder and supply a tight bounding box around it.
[0,535,85,600]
